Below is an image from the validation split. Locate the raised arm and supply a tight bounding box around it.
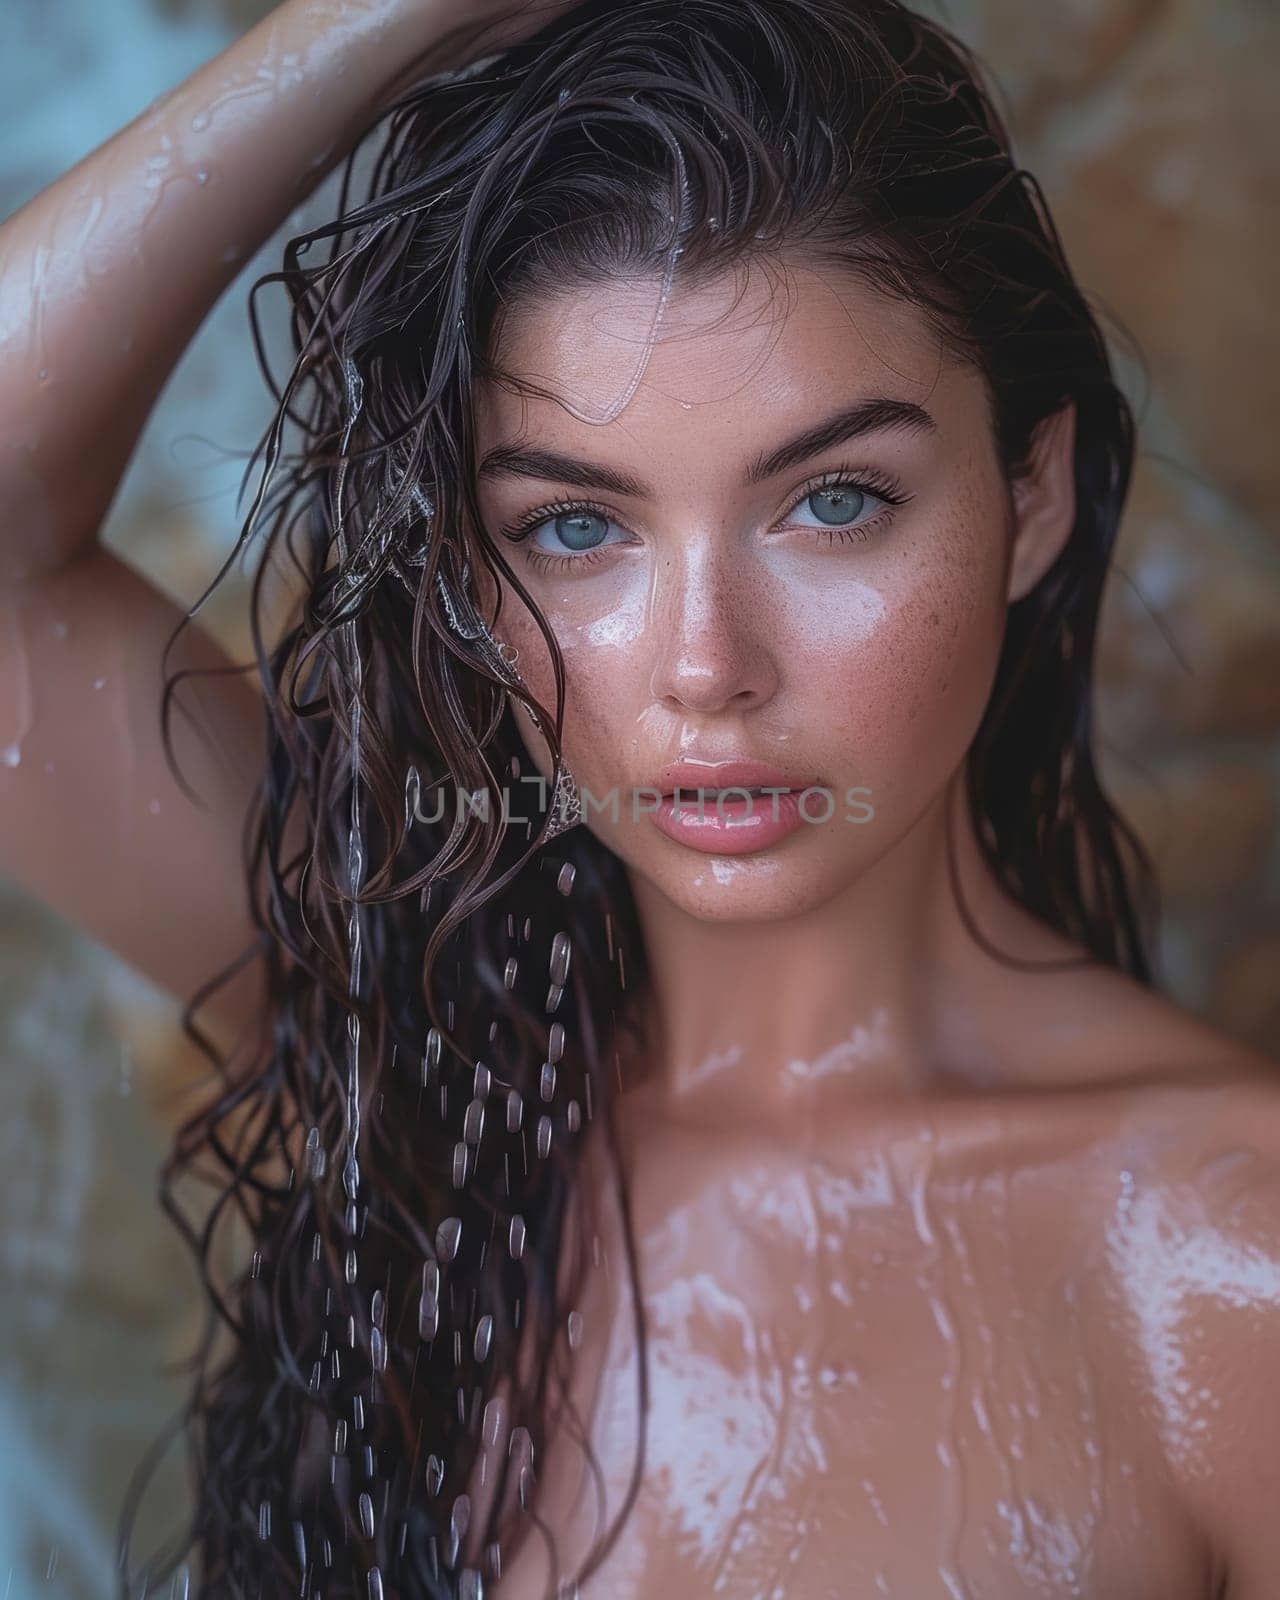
[0,0,576,1042]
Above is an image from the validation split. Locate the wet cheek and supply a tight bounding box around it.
[505,601,649,785]
[558,634,650,787]
[817,535,1006,798]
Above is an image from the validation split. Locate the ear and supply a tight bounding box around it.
[1005,403,1077,605]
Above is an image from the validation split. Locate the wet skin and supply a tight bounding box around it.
[488,1063,1280,1599]
[463,259,1280,1596]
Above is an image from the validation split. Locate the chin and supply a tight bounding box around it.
[622,843,850,924]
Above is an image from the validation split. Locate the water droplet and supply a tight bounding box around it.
[547,1023,565,1064]
[371,1325,387,1372]
[556,862,576,895]
[367,1566,384,1600]
[464,1097,485,1146]
[473,1314,493,1362]
[305,1127,326,1179]
[567,1100,581,1133]
[250,1249,262,1279]
[506,1090,523,1133]
[191,110,210,131]
[195,168,210,185]
[436,1216,463,1262]
[473,1061,491,1098]
[509,1215,526,1260]
[359,1491,375,1538]
[92,676,106,690]
[536,1116,552,1159]
[549,932,572,986]
[258,1500,272,1540]
[503,957,518,989]
[452,1140,469,1188]
[426,1453,445,1495]
[539,1062,556,1102]
[345,1247,358,1284]
[567,1310,583,1349]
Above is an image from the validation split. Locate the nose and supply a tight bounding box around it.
[646,538,779,715]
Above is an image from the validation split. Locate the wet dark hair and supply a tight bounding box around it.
[119,0,1158,1593]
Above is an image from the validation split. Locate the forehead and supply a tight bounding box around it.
[475,257,966,459]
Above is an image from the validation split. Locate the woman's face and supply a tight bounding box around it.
[471,257,1037,924]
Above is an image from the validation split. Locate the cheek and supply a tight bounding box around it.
[499,596,650,783]
[814,523,1009,801]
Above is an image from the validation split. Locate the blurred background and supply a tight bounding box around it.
[2,0,1278,1592]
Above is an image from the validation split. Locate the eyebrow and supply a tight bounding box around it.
[477,396,937,498]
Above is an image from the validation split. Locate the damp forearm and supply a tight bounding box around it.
[0,0,486,585]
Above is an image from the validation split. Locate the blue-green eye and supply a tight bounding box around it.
[803,485,866,526]
[501,467,909,570]
[550,510,611,551]
[504,502,626,565]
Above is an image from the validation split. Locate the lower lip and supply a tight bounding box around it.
[649,789,810,855]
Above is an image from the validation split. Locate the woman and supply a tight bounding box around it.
[1,0,1277,1595]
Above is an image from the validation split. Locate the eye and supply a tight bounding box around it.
[498,463,911,571]
[500,501,629,573]
[780,467,910,545]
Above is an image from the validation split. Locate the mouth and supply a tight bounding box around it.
[651,760,820,797]
[661,784,797,797]
[645,774,819,856]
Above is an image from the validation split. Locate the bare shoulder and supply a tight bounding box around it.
[1088,1027,1280,1600]
[997,945,1277,1095]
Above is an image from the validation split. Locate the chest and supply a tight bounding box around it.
[495,1145,1206,1599]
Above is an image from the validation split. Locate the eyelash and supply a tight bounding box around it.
[498,464,912,574]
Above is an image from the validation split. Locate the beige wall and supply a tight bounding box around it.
[930,0,1280,1052]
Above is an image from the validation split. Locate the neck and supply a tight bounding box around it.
[615,768,1091,1131]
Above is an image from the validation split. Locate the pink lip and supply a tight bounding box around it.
[651,759,820,796]
[642,759,825,857]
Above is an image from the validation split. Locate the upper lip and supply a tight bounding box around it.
[651,759,820,795]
